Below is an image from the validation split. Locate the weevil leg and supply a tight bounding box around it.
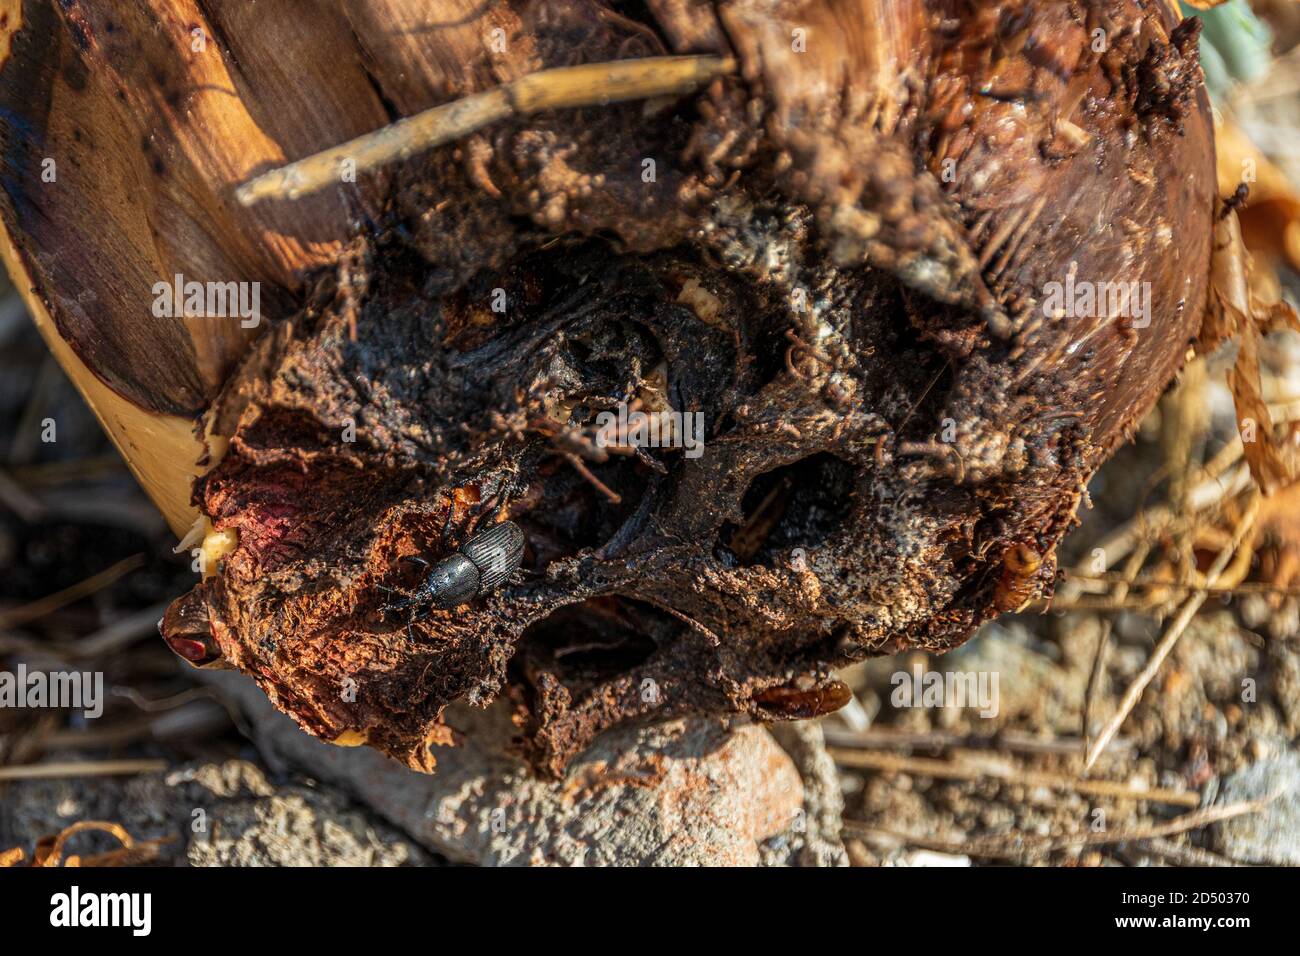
[379,587,417,614]
[465,489,505,536]
[474,475,524,531]
[378,557,429,614]
[441,499,459,548]
[405,607,431,641]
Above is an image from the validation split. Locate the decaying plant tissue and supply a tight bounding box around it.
[3,0,1299,881]
[1,0,1221,771]
[188,0,1224,776]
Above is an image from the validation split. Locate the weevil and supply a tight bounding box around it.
[380,520,527,638]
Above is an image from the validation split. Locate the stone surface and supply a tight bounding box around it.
[1211,751,1300,866]
[0,758,426,867]
[178,763,427,867]
[767,721,849,866]
[204,670,810,866]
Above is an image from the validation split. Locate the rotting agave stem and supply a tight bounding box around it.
[2,0,1222,776]
[235,56,736,206]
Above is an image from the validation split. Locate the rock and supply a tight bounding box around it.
[0,758,426,867]
[203,670,808,866]
[175,763,427,867]
[1211,752,1300,865]
[889,850,972,867]
[0,768,187,864]
[767,721,849,866]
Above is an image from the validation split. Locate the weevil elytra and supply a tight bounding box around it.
[380,520,527,637]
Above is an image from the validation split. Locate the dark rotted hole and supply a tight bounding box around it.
[513,596,670,685]
[608,0,661,37]
[749,290,805,392]
[515,455,651,570]
[719,453,856,566]
[505,261,664,566]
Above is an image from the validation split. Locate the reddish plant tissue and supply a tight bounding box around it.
[158,0,1217,776]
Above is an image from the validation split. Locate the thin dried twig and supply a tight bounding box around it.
[7,355,61,466]
[1137,836,1244,867]
[1040,795,1275,850]
[821,725,1135,757]
[25,820,173,867]
[1083,541,1149,757]
[1163,358,1209,581]
[561,451,622,503]
[70,601,171,659]
[0,466,44,521]
[844,793,1276,860]
[41,691,247,749]
[828,747,1202,807]
[41,821,136,867]
[236,55,735,206]
[8,454,126,487]
[1063,569,1300,596]
[0,554,145,630]
[1059,398,1300,606]
[1083,491,1263,773]
[0,759,167,781]
[1060,463,1250,601]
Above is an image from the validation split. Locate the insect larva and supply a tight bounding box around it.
[993,541,1044,613]
[751,678,853,719]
